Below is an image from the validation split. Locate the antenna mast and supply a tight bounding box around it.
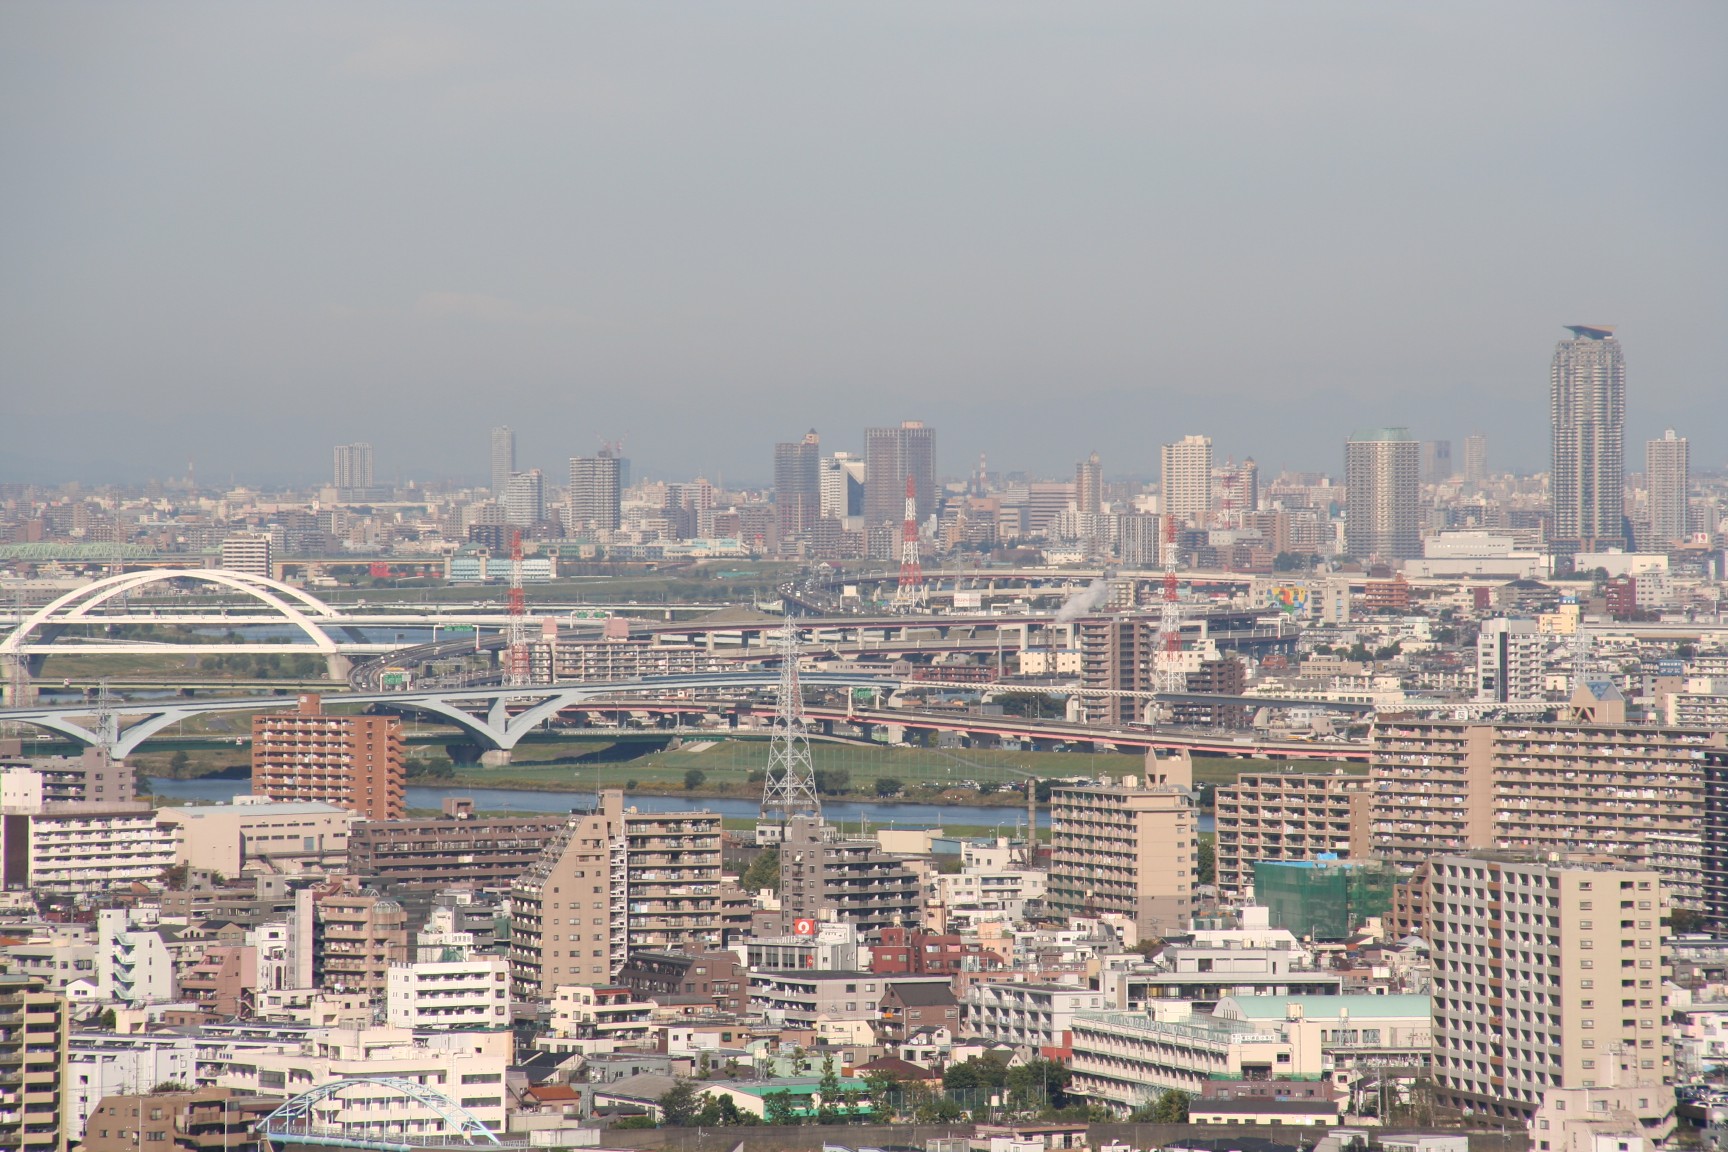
[891,475,926,611]
[505,528,531,687]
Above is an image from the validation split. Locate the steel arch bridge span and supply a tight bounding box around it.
[254,1076,501,1151]
[0,568,343,657]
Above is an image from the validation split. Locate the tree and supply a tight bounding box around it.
[817,1054,842,1123]
[1149,1089,1189,1123]
[657,1080,702,1127]
[875,777,904,798]
[763,1089,801,1126]
[944,1052,1010,1097]
[1195,834,1215,886]
[168,750,190,775]
[695,1093,751,1127]
[862,1069,903,1119]
[813,768,851,795]
[683,768,706,791]
[150,1081,190,1094]
[1005,1058,1072,1113]
[740,847,780,893]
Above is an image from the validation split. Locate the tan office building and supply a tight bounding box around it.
[1214,771,1373,900]
[1046,753,1196,935]
[1428,854,1670,1130]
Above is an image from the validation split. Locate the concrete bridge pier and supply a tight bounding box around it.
[480,748,513,766]
[325,654,353,680]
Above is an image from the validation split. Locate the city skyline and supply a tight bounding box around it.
[3,4,1726,485]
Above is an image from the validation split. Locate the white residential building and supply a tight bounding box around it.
[963,982,1106,1052]
[206,1025,509,1134]
[0,805,177,895]
[96,909,175,1004]
[384,957,510,1032]
[66,1031,200,1142]
[1476,618,1546,703]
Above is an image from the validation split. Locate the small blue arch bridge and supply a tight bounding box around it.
[0,672,894,759]
[254,1076,503,1151]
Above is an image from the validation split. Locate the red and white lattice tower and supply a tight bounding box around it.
[1158,512,1184,695]
[891,475,927,611]
[505,528,532,687]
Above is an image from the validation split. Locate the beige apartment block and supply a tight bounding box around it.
[0,974,68,1152]
[510,790,731,999]
[1371,719,1723,901]
[1428,854,1670,1123]
[1047,753,1196,936]
[1214,771,1373,899]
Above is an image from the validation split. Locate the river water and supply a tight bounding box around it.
[144,776,1216,833]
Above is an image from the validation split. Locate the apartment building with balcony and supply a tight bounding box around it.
[251,694,404,820]
[962,982,1105,1054]
[312,887,408,996]
[748,971,948,1029]
[1371,719,1723,902]
[96,910,174,1005]
[779,816,923,941]
[510,791,734,999]
[385,957,509,1032]
[1428,853,1672,1128]
[0,806,177,896]
[1045,756,1196,937]
[536,986,655,1056]
[1214,770,1373,899]
[1068,1000,1321,1112]
[346,812,563,891]
[0,975,67,1152]
[82,1089,268,1152]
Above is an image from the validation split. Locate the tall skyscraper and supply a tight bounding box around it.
[503,468,544,528]
[773,430,822,535]
[489,426,516,497]
[1420,439,1453,484]
[1344,427,1420,561]
[332,443,374,490]
[1160,434,1212,524]
[1551,325,1627,553]
[820,453,866,521]
[1646,428,1690,546]
[568,452,622,533]
[1075,451,1103,515]
[863,421,937,525]
[1462,432,1488,483]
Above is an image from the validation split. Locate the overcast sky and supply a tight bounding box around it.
[3,2,1725,490]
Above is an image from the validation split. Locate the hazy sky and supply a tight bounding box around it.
[3,2,1726,489]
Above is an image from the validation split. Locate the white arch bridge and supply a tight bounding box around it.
[0,568,396,680]
[0,671,894,759]
[254,1075,503,1151]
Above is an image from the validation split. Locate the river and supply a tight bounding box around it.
[144,776,1215,833]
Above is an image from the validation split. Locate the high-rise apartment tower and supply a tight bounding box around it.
[490,426,516,497]
[863,422,937,526]
[1550,326,1626,553]
[774,430,822,535]
[1160,435,1212,525]
[568,452,622,533]
[1646,429,1689,546]
[1344,427,1420,561]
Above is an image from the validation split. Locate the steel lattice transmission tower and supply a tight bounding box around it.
[761,613,822,826]
[891,475,927,611]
